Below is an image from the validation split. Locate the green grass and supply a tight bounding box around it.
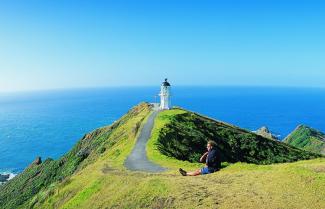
[36,157,325,209]
[285,125,325,154]
[2,104,325,209]
[63,179,103,209]
[148,108,320,167]
[147,109,202,171]
[31,105,174,209]
[0,102,152,209]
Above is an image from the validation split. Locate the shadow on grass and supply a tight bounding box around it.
[220,162,231,169]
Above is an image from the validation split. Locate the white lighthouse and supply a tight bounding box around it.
[159,78,171,110]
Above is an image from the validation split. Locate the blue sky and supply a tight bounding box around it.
[0,0,325,92]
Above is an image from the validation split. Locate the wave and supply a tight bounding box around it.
[0,172,17,184]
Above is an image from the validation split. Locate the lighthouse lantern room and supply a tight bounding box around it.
[159,79,171,110]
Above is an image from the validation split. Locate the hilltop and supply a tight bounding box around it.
[0,103,324,209]
[284,125,325,155]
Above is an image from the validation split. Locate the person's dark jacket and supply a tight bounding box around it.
[206,148,221,172]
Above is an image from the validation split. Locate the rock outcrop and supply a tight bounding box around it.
[32,156,42,165]
[256,126,278,140]
[0,174,10,183]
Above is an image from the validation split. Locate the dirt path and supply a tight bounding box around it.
[124,106,166,172]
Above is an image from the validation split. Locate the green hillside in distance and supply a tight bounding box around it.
[0,103,324,209]
[284,125,325,155]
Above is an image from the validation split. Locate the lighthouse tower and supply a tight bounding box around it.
[159,79,171,110]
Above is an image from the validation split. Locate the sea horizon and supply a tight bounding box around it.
[1,86,325,174]
[1,84,325,95]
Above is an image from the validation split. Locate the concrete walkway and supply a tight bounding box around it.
[124,105,166,173]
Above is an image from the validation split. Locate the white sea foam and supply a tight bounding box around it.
[0,172,17,184]
[8,172,17,180]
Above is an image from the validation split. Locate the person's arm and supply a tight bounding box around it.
[200,152,208,163]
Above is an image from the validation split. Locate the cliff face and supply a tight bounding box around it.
[284,125,325,155]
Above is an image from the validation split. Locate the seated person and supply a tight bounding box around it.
[179,140,221,176]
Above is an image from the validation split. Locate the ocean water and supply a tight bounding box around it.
[1,86,325,174]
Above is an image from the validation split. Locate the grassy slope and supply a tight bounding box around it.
[26,103,179,209]
[148,109,321,166]
[284,125,325,155]
[2,105,325,209]
[44,158,325,209]
[0,103,153,209]
[146,109,325,208]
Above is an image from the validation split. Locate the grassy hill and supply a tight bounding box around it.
[147,108,320,166]
[0,103,324,209]
[284,125,325,155]
[0,103,152,209]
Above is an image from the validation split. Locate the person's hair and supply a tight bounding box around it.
[207,140,217,147]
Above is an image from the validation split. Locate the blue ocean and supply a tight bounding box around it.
[1,86,325,174]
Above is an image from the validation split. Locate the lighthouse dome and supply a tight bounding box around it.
[162,78,171,86]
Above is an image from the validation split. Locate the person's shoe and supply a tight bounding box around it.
[179,168,187,176]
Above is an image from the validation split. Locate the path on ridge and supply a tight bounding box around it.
[124,105,166,172]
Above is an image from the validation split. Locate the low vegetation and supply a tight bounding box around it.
[0,104,324,209]
[148,109,321,167]
[284,125,325,155]
[0,103,151,209]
